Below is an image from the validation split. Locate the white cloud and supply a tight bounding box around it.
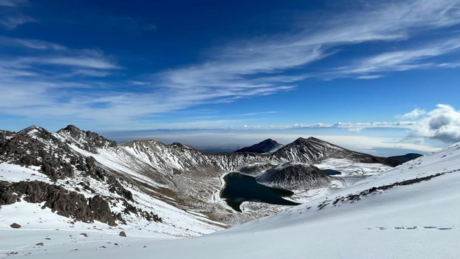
[0,36,66,50]
[396,108,427,120]
[241,111,278,116]
[56,69,111,78]
[0,0,28,7]
[356,75,385,80]
[0,15,36,30]
[158,0,460,94]
[2,0,460,133]
[332,39,460,78]
[17,56,120,70]
[410,104,460,143]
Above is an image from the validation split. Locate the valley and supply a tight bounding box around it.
[2,124,450,259]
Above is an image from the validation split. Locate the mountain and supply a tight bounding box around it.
[385,153,423,166]
[0,125,418,239]
[0,125,222,238]
[2,132,459,258]
[128,141,458,259]
[256,162,331,190]
[234,139,284,153]
[272,137,390,165]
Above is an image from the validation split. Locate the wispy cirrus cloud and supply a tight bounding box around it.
[330,39,460,78]
[16,56,120,70]
[2,0,460,132]
[0,36,66,50]
[0,40,119,77]
[0,14,36,30]
[159,0,460,94]
[0,0,28,7]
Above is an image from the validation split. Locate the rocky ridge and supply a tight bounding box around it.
[0,125,416,233]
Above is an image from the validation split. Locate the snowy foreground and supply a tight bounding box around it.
[2,143,460,258]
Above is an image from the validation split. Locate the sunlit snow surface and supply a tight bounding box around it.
[2,142,460,258]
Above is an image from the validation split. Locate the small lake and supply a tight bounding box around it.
[220,172,299,212]
[323,169,342,175]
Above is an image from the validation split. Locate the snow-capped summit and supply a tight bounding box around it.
[234,139,284,153]
[17,125,50,138]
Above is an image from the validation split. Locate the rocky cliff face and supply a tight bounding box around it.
[0,126,161,230]
[0,181,119,226]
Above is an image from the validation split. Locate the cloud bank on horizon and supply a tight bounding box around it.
[1,0,460,153]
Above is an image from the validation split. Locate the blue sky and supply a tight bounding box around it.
[1,0,460,154]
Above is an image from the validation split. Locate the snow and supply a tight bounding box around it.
[0,163,47,183]
[315,158,390,176]
[2,143,459,258]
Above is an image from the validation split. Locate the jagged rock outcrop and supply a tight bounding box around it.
[0,126,76,181]
[256,163,331,190]
[57,125,117,153]
[235,139,284,153]
[0,181,119,226]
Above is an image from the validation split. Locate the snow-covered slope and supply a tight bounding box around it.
[0,124,417,250]
[55,129,393,225]
[2,141,457,258]
[0,126,224,240]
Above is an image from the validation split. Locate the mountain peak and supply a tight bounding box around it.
[56,125,117,153]
[235,139,283,153]
[60,124,83,134]
[18,125,47,135]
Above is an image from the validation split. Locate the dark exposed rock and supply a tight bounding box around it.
[119,231,127,237]
[256,163,331,190]
[57,125,117,153]
[119,199,161,223]
[0,181,119,226]
[0,126,76,181]
[235,139,283,153]
[384,153,423,167]
[10,223,21,229]
[36,243,44,246]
